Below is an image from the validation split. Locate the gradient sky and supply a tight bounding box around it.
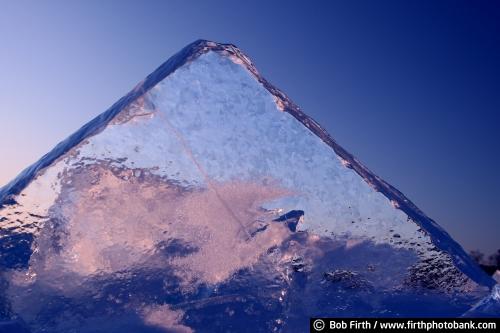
[0,1,499,254]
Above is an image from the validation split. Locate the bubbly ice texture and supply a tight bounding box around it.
[0,40,497,331]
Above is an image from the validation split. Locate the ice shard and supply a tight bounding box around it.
[0,40,496,332]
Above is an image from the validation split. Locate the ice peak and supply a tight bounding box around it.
[0,40,495,292]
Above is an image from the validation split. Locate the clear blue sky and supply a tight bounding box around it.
[0,1,498,254]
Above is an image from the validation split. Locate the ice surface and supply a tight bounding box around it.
[463,284,500,317]
[0,40,497,332]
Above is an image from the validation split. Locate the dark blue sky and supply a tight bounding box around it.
[0,1,499,253]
